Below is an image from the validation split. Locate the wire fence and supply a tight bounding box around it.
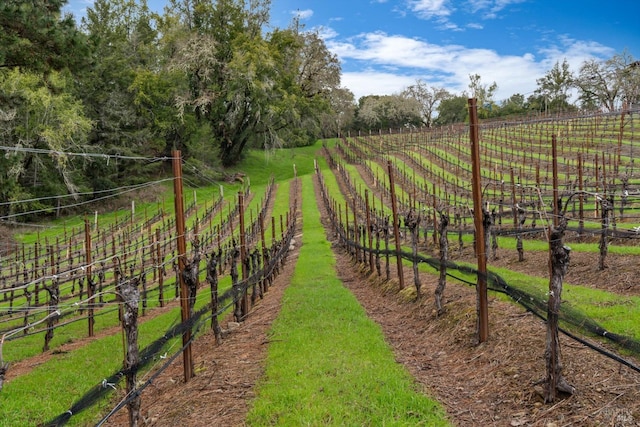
[41,177,299,426]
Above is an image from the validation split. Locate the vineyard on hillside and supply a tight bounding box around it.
[338,109,639,236]
[0,150,303,424]
[315,107,640,423]
[1,108,640,425]
[322,108,640,352]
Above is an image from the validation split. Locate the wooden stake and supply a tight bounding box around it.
[387,160,405,290]
[171,150,193,382]
[238,191,249,317]
[84,219,94,337]
[468,98,489,343]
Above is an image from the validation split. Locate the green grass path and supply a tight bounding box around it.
[246,175,450,426]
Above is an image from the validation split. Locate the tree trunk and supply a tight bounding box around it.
[0,362,7,392]
[598,197,612,271]
[206,253,222,345]
[516,206,526,262]
[43,279,60,352]
[230,245,242,322]
[122,277,140,427]
[404,209,421,298]
[544,217,575,403]
[435,212,449,315]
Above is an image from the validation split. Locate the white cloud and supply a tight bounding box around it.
[467,0,526,18]
[326,31,613,102]
[408,0,460,30]
[467,0,492,13]
[293,9,314,20]
[409,0,453,19]
[466,22,484,30]
[314,26,339,40]
[341,70,421,101]
[538,35,614,70]
[408,0,525,30]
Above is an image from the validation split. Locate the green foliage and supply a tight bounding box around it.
[0,0,87,72]
[434,95,468,125]
[0,69,92,219]
[468,73,498,118]
[499,93,528,117]
[167,3,346,166]
[0,0,354,220]
[354,94,422,131]
[535,59,574,111]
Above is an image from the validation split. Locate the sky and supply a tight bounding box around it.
[65,0,640,103]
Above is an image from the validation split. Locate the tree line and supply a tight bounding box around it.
[1,0,639,222]
[0,0,352,221]
[350,55,640,131]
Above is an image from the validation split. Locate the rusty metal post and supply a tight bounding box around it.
[172,150,193,382]
[468,98,489,343]
[552,135,559,228]
[84,218,94,337]
[238,192,249,317]
[387,160,405,290]
[156,228,164,307]
[577,153,584,235]
[365,190,374,272]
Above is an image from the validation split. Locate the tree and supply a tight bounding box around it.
[575,58,617,111]
[79,0,170,190]
[296,31,341,101]
[0,69,92,219]
[468,74,498,118]
[499,93,527,117]
[0,1,93,220]
[0,0,87,72]
[434,94,467,125]
[401,80,449,127]
[169,1,345,165]
[526,94,546,113]
[323,86,355,137]
[354,95,422,131]
[575,51,640,111]
[535,59,574,113]
[619,56,640,108]
[268,28,345,146]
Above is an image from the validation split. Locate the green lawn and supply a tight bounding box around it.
[246,173,450,426]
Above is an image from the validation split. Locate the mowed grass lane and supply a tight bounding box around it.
[246,173,450,426]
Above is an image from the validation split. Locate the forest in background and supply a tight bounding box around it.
[1,0,638,223]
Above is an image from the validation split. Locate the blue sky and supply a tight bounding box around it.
[65,0,640,103]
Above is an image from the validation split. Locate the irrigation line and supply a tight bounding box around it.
[41,215,297,426]
[94,317,203,427]
[95,295,240,426]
